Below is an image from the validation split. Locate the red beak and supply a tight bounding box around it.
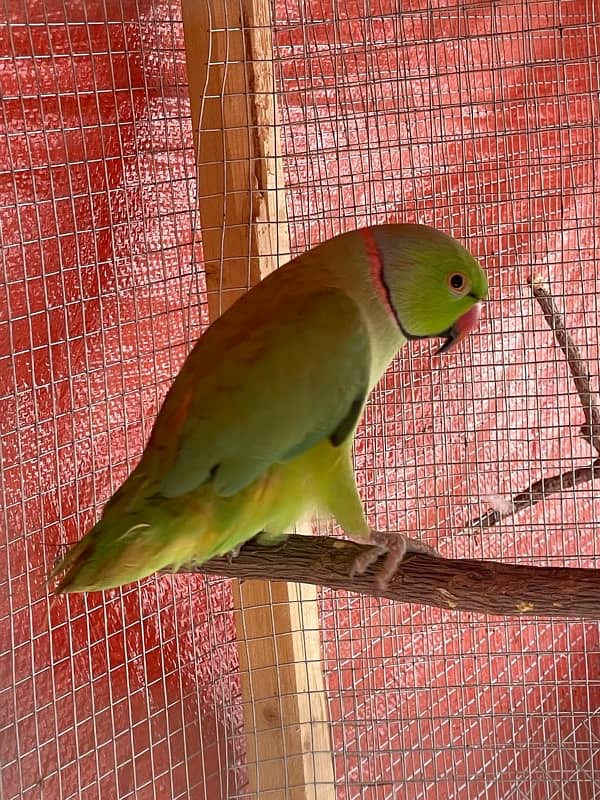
[435,301,483,355]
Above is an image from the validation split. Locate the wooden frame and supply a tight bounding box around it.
[181,1,335,796]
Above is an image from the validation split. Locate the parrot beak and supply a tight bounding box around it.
[435,301,483,355]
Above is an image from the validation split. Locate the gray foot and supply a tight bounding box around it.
[350,529,441,589]
[226,543,242,564]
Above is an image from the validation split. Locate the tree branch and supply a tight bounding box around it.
[175,534,600,619]
[530,275,600,454]
[468,460,600,530]
[467,276,600,530]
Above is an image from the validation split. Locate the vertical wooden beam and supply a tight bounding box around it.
[182,0,290,319]
[181,2,335,797]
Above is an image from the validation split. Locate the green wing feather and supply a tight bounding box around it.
[50,273,374,592]
[157,285,371,498]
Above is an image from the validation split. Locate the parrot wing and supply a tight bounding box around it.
[157,287,372,498]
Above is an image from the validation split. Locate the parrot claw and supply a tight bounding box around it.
[226,544,242,564]
[350,530,441,590]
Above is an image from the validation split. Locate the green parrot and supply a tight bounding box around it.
[51,223,488,593]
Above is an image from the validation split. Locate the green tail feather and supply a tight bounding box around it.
[50,516,159,593]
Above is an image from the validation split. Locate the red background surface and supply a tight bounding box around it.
[2,1,600,798]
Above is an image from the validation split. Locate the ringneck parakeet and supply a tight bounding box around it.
[51,223,488,593]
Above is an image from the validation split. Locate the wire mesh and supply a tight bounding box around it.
[1,0,600,799]
[1,3,241,798]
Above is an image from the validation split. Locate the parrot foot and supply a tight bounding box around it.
[226,544,242,564]
[350,530,441,589]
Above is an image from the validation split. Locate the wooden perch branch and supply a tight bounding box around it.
[468,275,600,530]
[176,535,600,619]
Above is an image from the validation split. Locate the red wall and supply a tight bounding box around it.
[2,1,600,798]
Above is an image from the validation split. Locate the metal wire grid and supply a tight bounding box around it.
[1,0,600,799]
[1,2,241,798]
[274,0,600,797]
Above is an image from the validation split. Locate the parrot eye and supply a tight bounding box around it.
[448,272,469,295]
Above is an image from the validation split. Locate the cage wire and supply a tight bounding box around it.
[2,0,600,798]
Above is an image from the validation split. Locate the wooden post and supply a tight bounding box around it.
[180,2,335,797]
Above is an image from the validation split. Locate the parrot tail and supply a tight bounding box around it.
[49,517,154,594]
[49,503,208,593]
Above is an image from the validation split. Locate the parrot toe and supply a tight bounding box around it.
[226,544,242,563]
[350,530,442,589]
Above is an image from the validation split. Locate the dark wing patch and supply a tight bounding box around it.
[329,391,367,447]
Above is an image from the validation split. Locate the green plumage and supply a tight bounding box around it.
[51,224,488,592]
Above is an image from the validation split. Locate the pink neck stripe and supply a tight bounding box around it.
[359,228,400,325]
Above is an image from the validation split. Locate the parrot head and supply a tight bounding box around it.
[371,223,488,353]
